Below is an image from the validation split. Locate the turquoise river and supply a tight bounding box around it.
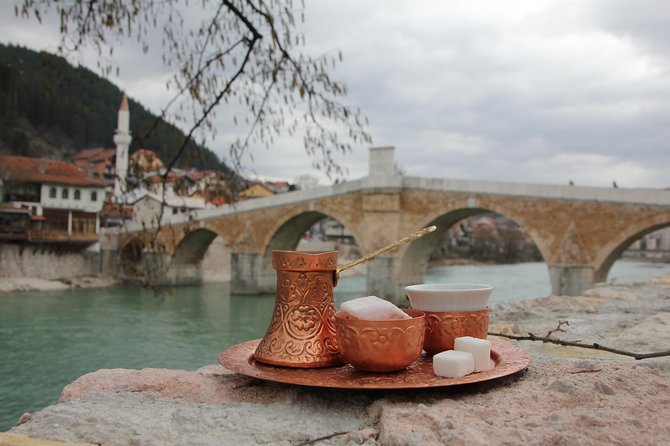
[1,259,669,430]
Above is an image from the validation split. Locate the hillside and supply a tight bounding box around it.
[0,44,229,171]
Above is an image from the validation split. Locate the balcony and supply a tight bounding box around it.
[0,230,27,241]
[26,229,98,243]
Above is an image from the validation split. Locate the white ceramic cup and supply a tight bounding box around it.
[404,283,493,312]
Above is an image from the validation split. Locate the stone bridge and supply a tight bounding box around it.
[105,148,670,302]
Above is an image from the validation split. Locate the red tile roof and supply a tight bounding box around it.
[73,148,116,163]
[145,171,179,183]
[130,148,164,172]
[100,201,133,219]
[202,190,230,206]
[207,196,228,206]
[189,172,207,181]
[0,155,105,187]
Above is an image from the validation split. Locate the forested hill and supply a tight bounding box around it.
[0,43,229,171]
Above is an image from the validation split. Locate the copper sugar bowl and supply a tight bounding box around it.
[254,250,344,368]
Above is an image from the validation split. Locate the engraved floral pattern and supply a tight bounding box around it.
[289,306,318,331]
[264,302,284,335]
[361,327,401,351]
[285,305,322,340]
[335,317,425,372]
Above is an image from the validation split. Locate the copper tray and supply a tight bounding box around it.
[218,339,530,389]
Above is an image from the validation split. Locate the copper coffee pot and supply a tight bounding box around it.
[254,250,343,368]
[254,226,436,368]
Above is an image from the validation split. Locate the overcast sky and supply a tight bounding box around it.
[2,0,669,188]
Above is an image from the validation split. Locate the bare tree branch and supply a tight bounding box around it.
[545,320,569,338]
[16,0,373,288]
[490,321,670,360]
[17,0,371,179]
[294,431,350,446]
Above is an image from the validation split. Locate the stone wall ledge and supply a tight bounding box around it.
[9,358,670,446]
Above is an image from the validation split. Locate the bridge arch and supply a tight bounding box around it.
[593,216,670,283]
[398,207,549,289]
[260,207,364,254]
[117,232,172,284]
[168,227,235,284]
[254,209,365,291]
[172,228,220,266]
[119,237,144,279]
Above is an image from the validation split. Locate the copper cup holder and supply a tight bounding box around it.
[422,308,489,354]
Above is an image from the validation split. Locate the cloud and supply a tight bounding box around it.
[524,152,663,187]
[302,0,670,187]
[1,0,668,187]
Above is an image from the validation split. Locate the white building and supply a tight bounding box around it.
[0,155,106,241]
[123,188,210,227]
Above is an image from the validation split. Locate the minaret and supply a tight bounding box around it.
[113,94,132,199]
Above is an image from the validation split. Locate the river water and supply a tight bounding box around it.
[1,259,669,430]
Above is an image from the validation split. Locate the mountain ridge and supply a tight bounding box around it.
[0,43,230,172]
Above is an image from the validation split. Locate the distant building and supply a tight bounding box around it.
[72,94,131,200]
[122,188,210,227]
[302,217,354,244]
[129,148,165,175]
[264,180,292,194]
[0,155,106,242]
[626,227,670,259]
[72,147,117,191]
[189,170,232,205]
[73,93,293,220]
[239,182,275,199]
[0,204,31,241]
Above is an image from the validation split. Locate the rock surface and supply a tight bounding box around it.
[11,276,670,445]
[490,278,670,376]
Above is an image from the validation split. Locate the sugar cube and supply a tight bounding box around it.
[433,350,475,378]
[454,336,492,372]
[340,296,411,321]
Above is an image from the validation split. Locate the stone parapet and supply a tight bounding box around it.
[9,353,670,445]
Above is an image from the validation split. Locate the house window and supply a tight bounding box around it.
[74,189,81,200]
[5,183,40,202]
[49,187,56,199]
[91,191,98,202]
[62,189,69,199]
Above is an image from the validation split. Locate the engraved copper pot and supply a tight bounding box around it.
[254,250,344,368]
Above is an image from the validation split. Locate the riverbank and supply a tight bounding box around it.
[8,275,670,445]
[0,276,118,293]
